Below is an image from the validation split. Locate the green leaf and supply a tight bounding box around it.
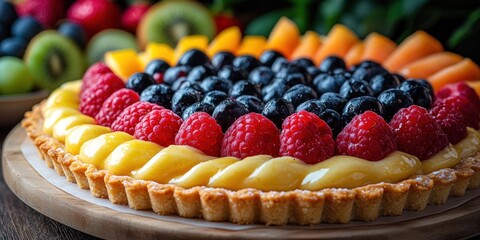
[449,8,480,47]
[313,0,346,34]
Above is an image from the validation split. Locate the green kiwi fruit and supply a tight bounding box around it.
[137,1,216,48]
[86,29,139,65]
[25,30,86,91]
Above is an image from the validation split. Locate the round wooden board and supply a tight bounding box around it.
[2,125,480,240]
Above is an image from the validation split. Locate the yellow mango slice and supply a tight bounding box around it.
[236,36,267,58]
[290,31,322,60]
[139,43,175,68]
[174,35,209,64]
[265,17,300,58]
[104,49,142,81]
[207,26,242,57]
[313,24,359,65]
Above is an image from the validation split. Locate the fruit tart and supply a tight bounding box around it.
[22,20,480,225]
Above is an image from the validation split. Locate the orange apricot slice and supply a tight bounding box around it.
[399,52,463,79]
[104,49,142,81]
[236,36,267,58]
[428,58,480,92]
[361,32,397,64]
[313,24,359,65]
[290,31,322,60]
[207,26,242,57]
[174,35,209,64]
[383,31,443,72]
[466,81,480,97]
[345,42,364,67]
[265,17,300,58]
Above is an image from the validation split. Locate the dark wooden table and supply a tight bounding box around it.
[0,124,100,240]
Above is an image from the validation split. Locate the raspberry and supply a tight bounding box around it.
[429,100,467,144]
[95,89,139,127]
[134,109,183,147]
[437,82,480,112]
[111,101,163,135]
[221,113,280,159]
[79,73,124,118]
[336,111,396,161]
[175,112,223,156]
[433,95,479,130]
[280,111,335,164]
[81,62,113,95]
[390,105,449,160]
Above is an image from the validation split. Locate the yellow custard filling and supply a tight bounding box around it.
[40,83,480,191]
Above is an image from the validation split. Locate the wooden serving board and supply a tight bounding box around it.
[3,125,480,240]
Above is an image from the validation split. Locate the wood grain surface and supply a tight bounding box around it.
[2,125,480,240]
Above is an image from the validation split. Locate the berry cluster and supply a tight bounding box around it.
[79,49,480,164]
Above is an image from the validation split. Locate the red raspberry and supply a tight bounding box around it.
[221,113,280,159]
[390,105,449,160]
[432,95,479,130]
[437,82,480,112]
[111,102,163,135]
[79,73,124,118]
[81,62,113,95]
[280,111,335,164]
[175,112,223,156]
[134,109,183,147]
[336,111,396,161]
[429,100,467,144]
[95,89,139,127]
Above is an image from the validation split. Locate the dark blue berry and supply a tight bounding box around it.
[342,96,385,123]
[177,49,210,67]
[0,1,18,26]
[145,59,170,82]
[369,73,400,96]
[248,66,274,87]
[262,98,295,129]
[398,80,433,109]
[414,78,435,100]
[259,50,284,67]
[0,25,8,42]
[262,78,289,103]
[313,73,348,95]
[339,79,374,99]
[319,56,346,72]
[350,60,381,72]
[58,21,86,48]
[217,65,246,82]
[172,88,203,116]
[182,102,215,120]
[203,90,229,106]
[230,80,261,98]
[140,84,173,108]
[201,76,232,93]
[212,51,235,69]
[11,16,42,41]
[319,92,347,113]
[318,109,344,138]
[213,99,249,132]
[276,64,309,86]
[393,73,406,83]
[296,99,326,117]
[282,84,317,108]
[187,65,216,83]
[236,95,264,113]
[291,58,315,69]
[174,78,203,93]
[233,55,261,73]
[126,72,156,94]
[351,62,388,82]
[170,77,187,91]
[377,89,414,121]
[306,66,322,80]
[0,37,27,58]
[271,57,288,72]
[164,66,190,85]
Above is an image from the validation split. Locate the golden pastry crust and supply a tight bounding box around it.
[22,103,480,225]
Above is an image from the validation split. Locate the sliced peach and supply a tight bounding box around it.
[428,58,480,92]
[383,31,443,72]
[313,24,359,65]
[290,31,322,60]
[173,35,209,64]
[207,26,242,57]
[104,49,142,81]
[265,17,300,58]
[361,32,397,64]
[139,43,175,69]
[466,81,480,97]
[345,42,364,67]
[399,52,463,79]
[236,36,267,58]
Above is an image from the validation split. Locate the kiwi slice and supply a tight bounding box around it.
[86,29,139,65]
[25,30,86,91]
[137,1,215,48]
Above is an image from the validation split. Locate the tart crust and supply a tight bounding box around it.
[22,103,480,225]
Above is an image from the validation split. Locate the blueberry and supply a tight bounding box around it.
[296,99,326,117]
[398,80,433,109]
[230,80,261,98]
[200,76,232,93]
[259,50,284,67]
[319,56,346,72]
[236,95,264,113]
[170,77,187,91]
[282,84,317,108]
[171,88,203,116]
[182,102,215,120]
[203,90,229,106]
[145,59,170,83]
[233,55,261,73]
[318,109,344,138]
[0,37,27,58]
[262,98,295,129]
[213,99,249,132]
[350,60,381,72]
[0,25,8,42]
[271,57,289,72]
[164,66,191,85]
[291,58,315,69]
[369,73,400,96]
[393,73,406,83]
[212,51,235,69]
[342,96,385,123]
[306,66,322,79]
[217,65,246,82]
[313,73,348,95]
[413,78,435,100]
[140,84,173,108]
[187,65,216,83]
[276,64,309,86]
[126,72,156,94]
[262,78,289,103]
[319,92,347,113]
[11,16,42,41]
[173,78,203,93]
[177,49,210,67]
[248,66,274,87]
[58,21,86,48]
[351,62,388,82]
[0,1,18,26]
[339,79,374,99]
[377,89,414,121]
